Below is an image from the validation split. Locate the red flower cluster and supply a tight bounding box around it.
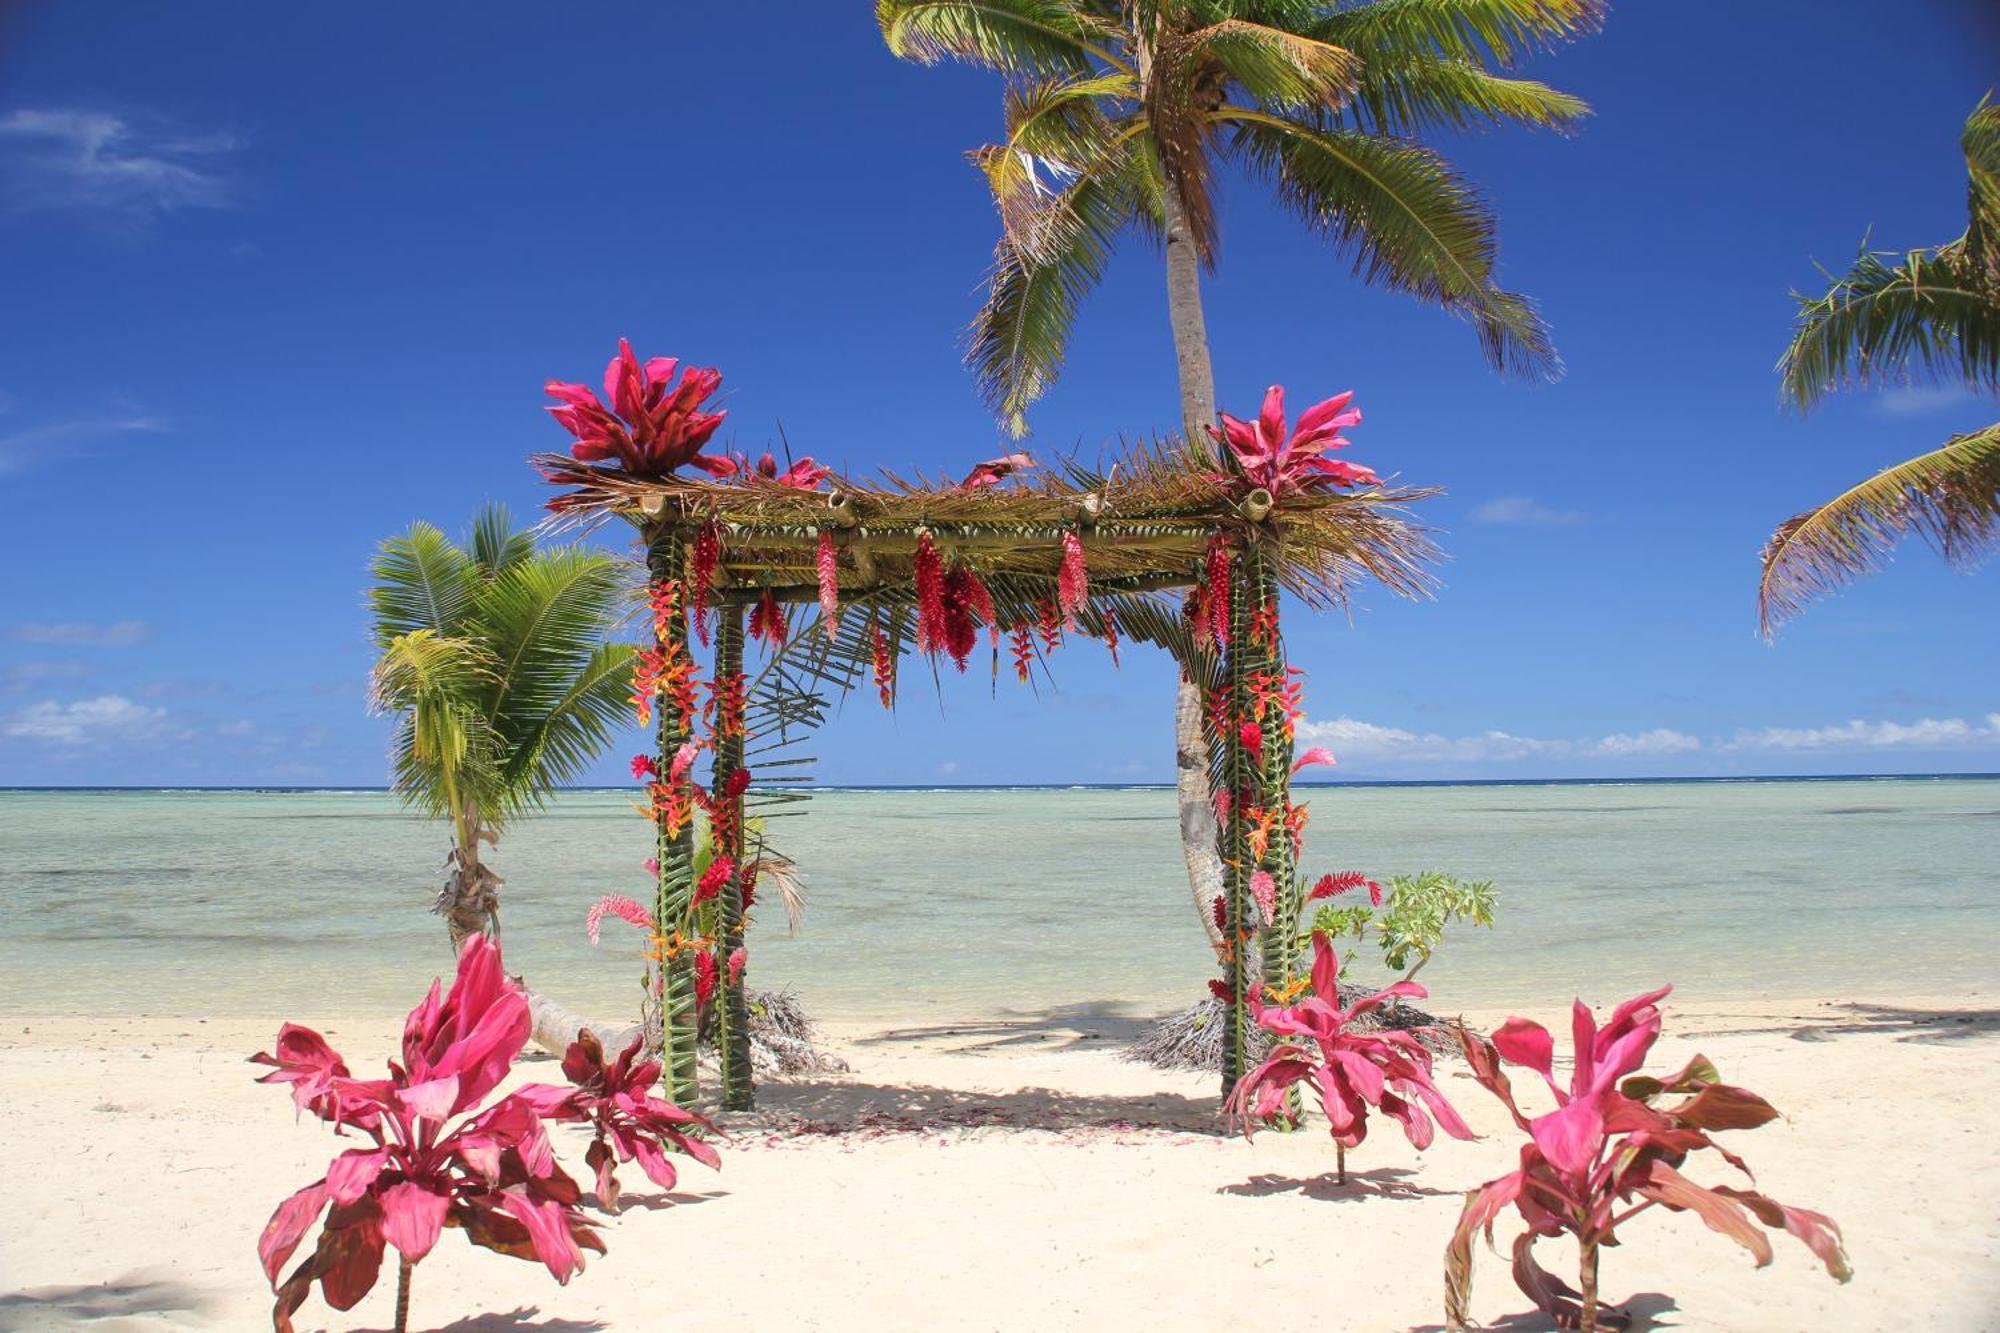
[817,531,840,629]
[1057,530,1088,627]
[913,532,944,654]
[1188,536,1233,650]
[1009,623,1035,683]
[690,522,720,647]
[1309,870,1382,906]
[752,450,830,489]
[749,589,788,648]
[870,621,896,709]
[546,340,734,477]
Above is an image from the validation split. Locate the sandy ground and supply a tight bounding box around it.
[2,993,1996,1333]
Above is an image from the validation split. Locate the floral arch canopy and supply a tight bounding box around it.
[536,340,1438,1111]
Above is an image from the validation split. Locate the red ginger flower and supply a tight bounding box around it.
[749,589,788,648]
[1206,384,1378,500]
[252,937,604,1332]
[693,949,719,1006]
[1057,530,1088,626]
[694,856,734,907]
[870,621,897,709]
[630,754,658,782]
[586,895,653,946]
[913,532,945,654]
[515,1029,718,1215]
[817,531,840,630]
[727,947,747,986]
[690,521,720,646]
[545,339,736,477]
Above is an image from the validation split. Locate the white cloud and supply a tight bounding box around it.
[1595,729,1703,757]
[3,694,171,745]
[217,719,256,737]
[1873,384,1975,418]
[0,108,241,223]
[1725,715,2000,753]
[7,619,150,647]
[3,659,92,691]
[1469,496,1588,527]
[0,411,167,474]
[1297,717,1572,764]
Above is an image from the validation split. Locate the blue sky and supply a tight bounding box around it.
[1,1,1995,786]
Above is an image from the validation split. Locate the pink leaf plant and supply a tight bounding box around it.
[517,1029,721,1214]
[251,935,604,1333]
[1445,986,1851,1332]
[1226,931,1472,1182]
[1206,385,1379,500]
[545,338,735,477]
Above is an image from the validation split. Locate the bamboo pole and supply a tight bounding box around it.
[647,529,700,1107]
[1220,546,1254,1101]
[1248,540,1301,1122]
[712,605,754,1111]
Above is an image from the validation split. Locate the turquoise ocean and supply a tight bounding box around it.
[1,778,1995,1024]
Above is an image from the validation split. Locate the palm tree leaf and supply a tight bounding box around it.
[877,0,1118,74]
[1339,54,1590,134]
[477,547,629,728]
[1759,422,2000,632]
[1310,0,1608,69]
[1183,18,1359,113]
[969,147,1143,434]
[1224,110,1559,380]
[1778,246,2000,407]
[369,522,476,643]
[468,503,537,578]
[1963,94,2000,278]
[496,640,637,819]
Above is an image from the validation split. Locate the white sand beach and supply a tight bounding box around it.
[3,993,1994,1332]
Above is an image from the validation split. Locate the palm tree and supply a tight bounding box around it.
[1759,97,2000,632]
[880,0,1600,944]
[369,505,635,946]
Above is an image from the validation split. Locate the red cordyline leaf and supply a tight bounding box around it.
[1228,933,1474,1166]
[690,521,720,647]
[253,936,606,1331]
[870,621,896,709]
[545,339,733,477]
[586,895,653,946]
[914,532,944,654]
[514,1029,719,1215]
[1204,384,1377,501]
[1445,985,1851,1332]
[816,531,839,630]
[1292,746,1335,776]
[1058,530,1088,626]
[748,589,787,648]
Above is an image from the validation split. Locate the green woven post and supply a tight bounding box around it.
[712,605,754,1111]
[1248,541,1299,1005]
[1219,544,1255,1100]
[647,528,700,1107]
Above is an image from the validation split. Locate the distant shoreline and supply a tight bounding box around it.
[3,772,1997,794]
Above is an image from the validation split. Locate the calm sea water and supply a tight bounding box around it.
[0,779,1995,1024]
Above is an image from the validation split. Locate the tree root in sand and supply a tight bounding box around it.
[1123,992,1463,1073]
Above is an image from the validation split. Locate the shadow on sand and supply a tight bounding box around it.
[0,1273,217,1330]
[1408,1291,1681,1331]
[1219,1166,1456,1202]
[425,1310,610,1332]
[851,1001,1157,1055]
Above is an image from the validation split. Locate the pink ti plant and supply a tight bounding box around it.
[545,338,736,477]
[1207,384,1380,499]
[518,1028,722,1213]
[1446,986,1851,1332]
[1227,931,1473,1183]
[252,935,604,1333]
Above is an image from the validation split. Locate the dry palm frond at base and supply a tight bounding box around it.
[1122,991,1459,1073]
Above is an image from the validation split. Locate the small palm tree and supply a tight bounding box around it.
[1760,97,2000,632]
[881,0,1600,944]
[369,506,634,946]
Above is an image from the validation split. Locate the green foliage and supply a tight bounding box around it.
[1307,870,1497,980]
[879,0,1595,435]
[369,505,635,846]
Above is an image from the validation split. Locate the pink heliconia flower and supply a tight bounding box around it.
[545,339,737,477]
[586,894,654,947]
[961,452,1035,489]
[1206,385,1380,500]
[516,1030,719,1215]
[1292,746,1336,776]
[1228,932,1474,1157]
[252,936,604,1333]
[753,450,831,489]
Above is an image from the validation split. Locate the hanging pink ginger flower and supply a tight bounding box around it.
[914,532,945,654]
[817,531,840,630]
[1057,530,1088,626]
[545,339,736,477]
[1250,870,1277,925]
[690,521,720,647]
[749,589,788,648]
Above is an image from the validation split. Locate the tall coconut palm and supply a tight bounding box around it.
[880,0,1600,946]
[1759,97,2000,632]
[369,505,635,946]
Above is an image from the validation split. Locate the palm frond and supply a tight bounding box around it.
[1963,94,2000,278]
[969,148,1142,435]
[1339,54,1590,135]
[1778,246,2000,408]
[1184,19,1359,113]
[1310,0,1608,69]
[877,0,1119,73]
[1759,422,2000,632]
[480,547,629,725]
[495,640,636,820]
[1224,110,1559,380]
[371,629,505,823]
[468,503,536,579]
[369,522,476,643]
